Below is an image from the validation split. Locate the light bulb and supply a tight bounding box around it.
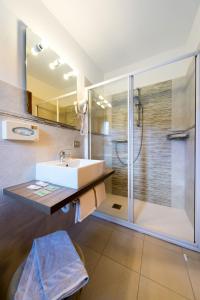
[101,105,105,109]
[104,99,108,104]
[99,95,104,100]
[40,40,49,49]
[63,73,69,80]
[72,69,79,77]
[107,103,112,108]
[49,62,55,70]
[97,101,101,105]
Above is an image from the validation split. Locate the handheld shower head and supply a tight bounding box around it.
[134,89,143,127]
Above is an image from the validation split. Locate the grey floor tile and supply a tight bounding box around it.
[138,276,189,300]
[76,219,113,253]
[103,230,143,272]
[90,216,144,239]
[145,235,182,253]
[80,245,101,277]
[186,258,200,300]
[183,248,200,262]
[67,218,90,240]
[141,241,194,299]
[81,256,139,300]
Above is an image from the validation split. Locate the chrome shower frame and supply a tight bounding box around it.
[87,51,200,252]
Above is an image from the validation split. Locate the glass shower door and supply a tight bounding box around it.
[132,56,196,242]
[89,78,129,220]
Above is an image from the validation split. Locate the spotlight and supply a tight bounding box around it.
[49,57,66,70]
[31,40,49,56]
[71,69,79,77]
[40,40,49,50]
[49,62,56,70]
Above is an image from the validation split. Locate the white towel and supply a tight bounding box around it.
[94,182,106,207]
[75,189,96,223]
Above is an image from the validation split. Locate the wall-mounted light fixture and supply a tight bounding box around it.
[31,40,48,56]
[49,57,66,70]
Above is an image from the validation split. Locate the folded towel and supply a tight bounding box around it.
[14,231,89,300]
[94,182,106,207]
[75,189,96,223]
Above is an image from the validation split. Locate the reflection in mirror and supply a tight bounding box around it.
[26,28,78,128]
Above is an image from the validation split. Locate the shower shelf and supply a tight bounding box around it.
[166,132,189,140]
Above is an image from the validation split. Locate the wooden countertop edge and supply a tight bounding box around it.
[3,169,115,215]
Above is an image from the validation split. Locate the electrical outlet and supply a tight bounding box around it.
[74,140,80,148]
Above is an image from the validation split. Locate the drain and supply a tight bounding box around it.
[112,203,122,210]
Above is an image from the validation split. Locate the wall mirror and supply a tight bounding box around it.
[26,28,78,128]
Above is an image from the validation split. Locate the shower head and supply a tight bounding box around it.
[134,88,139,98]
[134,88,143,127]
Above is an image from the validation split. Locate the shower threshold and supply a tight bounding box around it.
[97,194,194,243]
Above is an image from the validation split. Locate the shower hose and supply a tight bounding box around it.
[115,105,144,166]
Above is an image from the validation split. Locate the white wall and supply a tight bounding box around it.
[0,3,85,189]
[0,3,26,89]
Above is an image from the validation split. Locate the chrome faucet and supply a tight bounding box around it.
[59,150,66,163]
[59,149,72,164]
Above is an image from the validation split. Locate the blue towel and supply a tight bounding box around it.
[14,231,89,300]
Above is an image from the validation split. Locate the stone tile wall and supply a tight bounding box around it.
[111,81,172,206]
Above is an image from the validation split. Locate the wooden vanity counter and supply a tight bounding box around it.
[3,169,114,215]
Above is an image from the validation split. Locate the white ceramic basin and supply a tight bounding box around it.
[36,159,105,189]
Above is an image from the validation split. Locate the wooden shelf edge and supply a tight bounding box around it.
[4,169,115,215]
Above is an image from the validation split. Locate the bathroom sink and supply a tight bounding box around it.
[36,159,105,189]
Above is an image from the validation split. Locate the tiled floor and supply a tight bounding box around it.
[68,216,200,300]
[97,194,194,242]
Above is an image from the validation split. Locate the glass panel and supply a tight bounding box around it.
[133,57,196,242]
[36,99,57,121]
[89,78,129,220]
[58,93,77,127]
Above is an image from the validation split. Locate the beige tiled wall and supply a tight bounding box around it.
[111,81,172,206]
[0,79,84,188]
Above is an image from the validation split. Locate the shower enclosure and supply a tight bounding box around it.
[88,53,200,250]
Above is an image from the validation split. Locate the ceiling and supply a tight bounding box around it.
[42,0,200,74]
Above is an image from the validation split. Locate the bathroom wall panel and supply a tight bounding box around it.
[111,81,172,206]
[184,61,196,226]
